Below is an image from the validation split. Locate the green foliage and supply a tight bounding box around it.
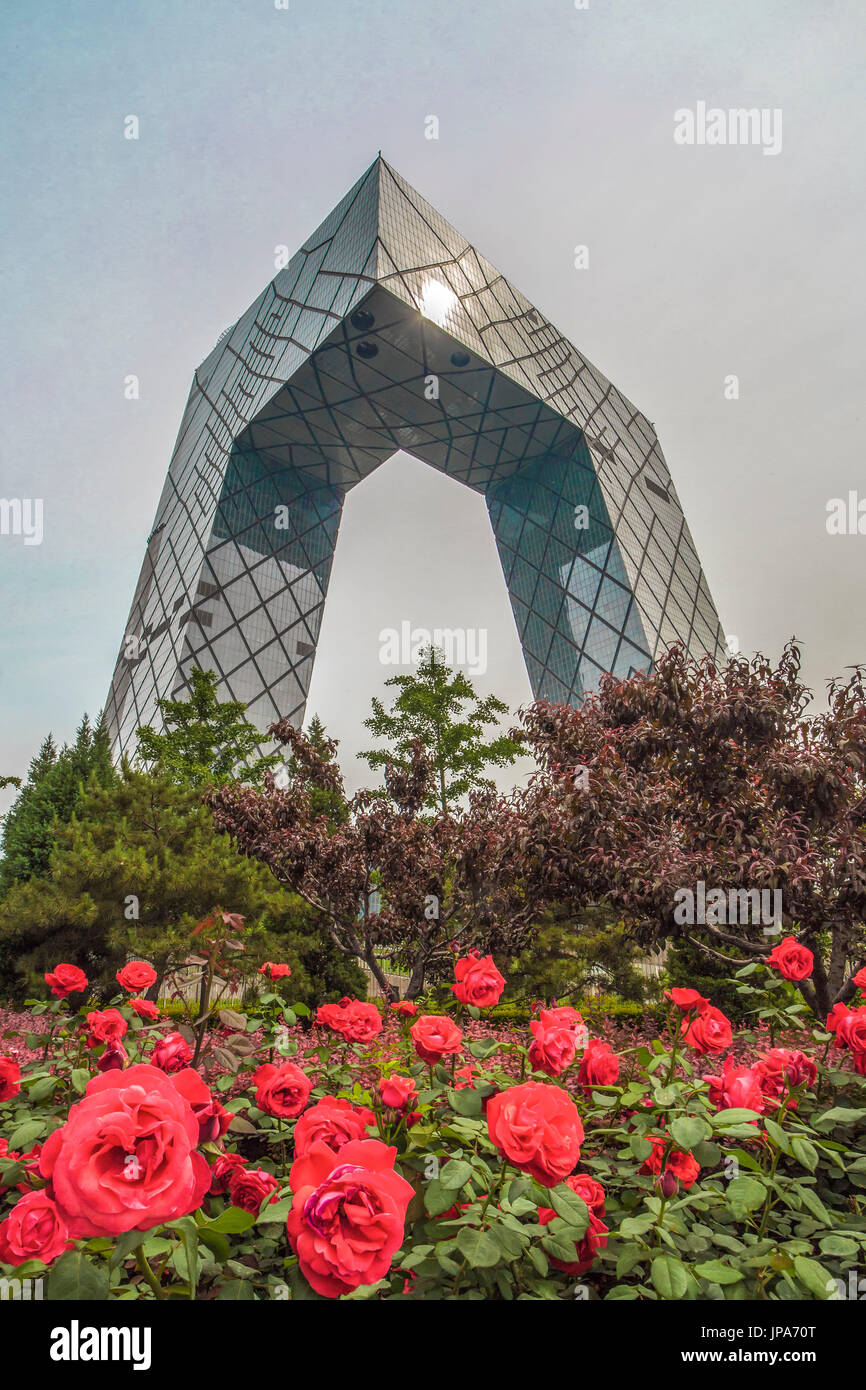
[667,935,752,1022]
[135,667,280,787]
[285,715,348,826]
[507,905,651,1005]
[0,765,361,1004]
[360,645,522,814]
[0,715,115,896]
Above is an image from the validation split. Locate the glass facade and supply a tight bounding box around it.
[106,156,724,758]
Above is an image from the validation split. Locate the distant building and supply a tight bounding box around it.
[106,156,724,758]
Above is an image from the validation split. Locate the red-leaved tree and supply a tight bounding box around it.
[208,720,536,1000]
[514,641,866,1018]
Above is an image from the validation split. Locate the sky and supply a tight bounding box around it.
[0,0,864,809]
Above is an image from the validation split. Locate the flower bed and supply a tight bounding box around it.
[1,934,866,1301]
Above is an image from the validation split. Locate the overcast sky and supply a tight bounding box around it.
[1,0,864,809]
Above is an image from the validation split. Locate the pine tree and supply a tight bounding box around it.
[0,765,363,1003]
[135,667,280,787]
[0,718,116,895]
[360,646,523,815]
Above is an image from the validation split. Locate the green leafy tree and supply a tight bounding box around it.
[0,716,115,895]
[508,904,650,1004]
[360,645,522,815]
[0,765,363,1004]
[135,666,280,787]
[283,714,348,825]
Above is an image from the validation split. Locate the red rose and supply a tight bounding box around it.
[209,1152,246,1195]
[542,1005,585,1031]
[568,1172,607,1216]
[130,999,160,1021]
[251,1061,312,1118]
[44,963,88,999]
[116,961,157,994]
[827,1002,851,1045]
[410,1014,464,1065]
[39,1063,210,1238]
[766,936,813,982]
[577,1039,620,1091]
[852,967,866,991]
[537,1174,609,1276]
[703,1057,765,1113]
[0,1191,73,1267]
[150,1032,193,1073]
[287,1138,414,1297]
[85,1009,128,1046]
[293,1097,375,1158]
[836,1007,866,1057]
[390,1001,418,1017]
[756,1048,817,1102]
[528,1011,578,1078]
[171,1068,232,1142]
[96,1040,128,1073]
[0,1057,21,1103]
[681,1004,732,1055]
[665,988,710,1012]
[258,961,292,980]
[378,1074,418,1110]
[486,1081,584,1187]
[452,952,506,1008]
[316,998,382,1044]
[229,1166,279,1213]
[639,1136,701,1190]
[340,1001,383,1045]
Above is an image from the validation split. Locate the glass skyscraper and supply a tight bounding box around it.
[106,155,725,758]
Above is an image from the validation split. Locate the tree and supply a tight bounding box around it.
[283,714,348,825]
[210,719,540,1000]
[360,645,523,815]
[516,640,866,1019]
[0,764,363,1005]
[0,716,115,895]
[135,666,280,787]
[508,904,650,1005]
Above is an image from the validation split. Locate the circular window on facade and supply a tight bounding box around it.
[450,350,471,368]
[350,308,375,331]
[355,340,379,359]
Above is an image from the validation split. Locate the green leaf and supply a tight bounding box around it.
[819,1234,858,1257]
[108,1228,157,1270]
[216,1278,257,1300]
[790,1137,819,1172]
[455,1225,501,1268]
[796,1185,831,1224]
[815,1106,866,1129]
[694,1259,744,1285]
[669,1116,711,1151]
[70,1069,90,1095]
[629,1135,653,1162]
[204,1207,257,1234]
[793,1255,835,1299]
[650,1254,689,1300]
[6,1119,46,1151]
[712,1108,763,1127]
[447,1087,482,1117]
[548,1184,589,1234]
[439,1159,474,1190]
[257,1196,292,1225]
[727,1175,767,1216]
[424,1180,457,1217]
[46,1251,110,1301]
